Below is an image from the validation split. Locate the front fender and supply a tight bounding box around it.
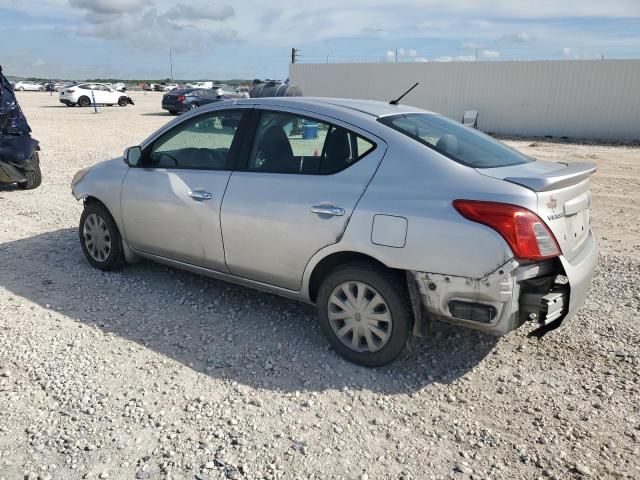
[71,158,140,263]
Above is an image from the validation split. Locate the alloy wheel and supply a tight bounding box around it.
[327,281,393,353]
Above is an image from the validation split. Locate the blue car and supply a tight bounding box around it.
[161,88,226,115]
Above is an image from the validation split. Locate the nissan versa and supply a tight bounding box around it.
[71,97,598,366]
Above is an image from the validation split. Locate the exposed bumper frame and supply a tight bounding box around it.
[409,230,597,337]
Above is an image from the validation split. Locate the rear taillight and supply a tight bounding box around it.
[453,200,560,260]
[176,95,186,102]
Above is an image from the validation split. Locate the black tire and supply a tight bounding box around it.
[78,96,91,107]
[168,110,178,115]
[317,263,412,367]
[118,96,128,107]
[17,152,42,190]
[79,202,125,271]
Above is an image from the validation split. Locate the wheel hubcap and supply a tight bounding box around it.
[83,213,112,262]
[327,281,392,353]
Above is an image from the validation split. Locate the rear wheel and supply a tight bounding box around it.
[317,263,412,367]
[17,152,42,190]
[79,202,124,270]
[77,96,91,107]
[118,96,128,107]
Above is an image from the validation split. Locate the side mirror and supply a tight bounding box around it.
[123,146,142,167]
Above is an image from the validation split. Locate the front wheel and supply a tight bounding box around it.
[118,96,128,107]
[79,202,124,270]
[317,263,412,367]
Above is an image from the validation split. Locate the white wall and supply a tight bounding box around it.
[290,60,640,141]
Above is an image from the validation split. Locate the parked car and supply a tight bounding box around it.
[71,97,597,366]
[163,84,179,92]
[0,67,41,189]
[161,88,225,114]
[13,81,44,92]
[59,83,134,107]
[105,82,127,92]
[43,81,64,92]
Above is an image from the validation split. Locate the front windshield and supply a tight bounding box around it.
[379,113,533,168]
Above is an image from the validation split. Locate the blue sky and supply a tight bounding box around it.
[1,0,639,80]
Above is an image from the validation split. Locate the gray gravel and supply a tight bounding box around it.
[0,92,639,479]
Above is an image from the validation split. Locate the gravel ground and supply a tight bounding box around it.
[0,92,638,480]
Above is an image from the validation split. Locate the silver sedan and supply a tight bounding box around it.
[71,97,598,366]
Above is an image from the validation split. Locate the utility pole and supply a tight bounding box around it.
[169,48,174,81]
[395,49,398,63]
[475,48,478,61]
[326,54,329,64]
[291,48,299,64]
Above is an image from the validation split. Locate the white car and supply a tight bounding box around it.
[59,83,132,107]
[163,84,179,92]
[14,81,44,92]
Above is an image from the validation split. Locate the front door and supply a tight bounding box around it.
[121,109,247,270]
[221,108,386,290]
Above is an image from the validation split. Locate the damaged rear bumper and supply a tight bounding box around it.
[409,230,598,336]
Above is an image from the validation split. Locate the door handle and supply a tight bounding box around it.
[188,190,213,201]
[310,205,345,217]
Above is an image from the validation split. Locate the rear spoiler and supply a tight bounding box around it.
[505,162,597,192]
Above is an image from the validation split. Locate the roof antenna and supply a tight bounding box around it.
[389,82,419,105]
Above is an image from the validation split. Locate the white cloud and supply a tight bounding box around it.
[562,47,574,57]
[462,41,481,49]
[499,32,532,43]
[167,4,234,21]
[481,49,500,58]
[414,57,429,62]
[69,0,144,14]
[75,7,239,51]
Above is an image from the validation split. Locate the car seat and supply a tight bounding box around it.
[321,128,351,173]
[257,126,297,172]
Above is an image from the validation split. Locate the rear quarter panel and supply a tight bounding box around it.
[309,131,540,279]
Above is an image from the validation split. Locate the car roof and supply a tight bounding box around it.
[233,97,433,118]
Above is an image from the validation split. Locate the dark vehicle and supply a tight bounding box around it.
[161,88,226,115]
[0,66,41,189]
[250,80,302,98]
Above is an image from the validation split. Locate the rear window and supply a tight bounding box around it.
[378,113,532,168]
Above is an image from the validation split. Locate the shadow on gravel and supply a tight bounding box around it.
[0,228,498,394]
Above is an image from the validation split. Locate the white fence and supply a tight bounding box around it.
[290,60,640,141]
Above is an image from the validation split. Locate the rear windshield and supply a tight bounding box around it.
[378,113,532,168]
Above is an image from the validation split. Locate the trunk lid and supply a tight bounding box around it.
[477,161,596,260]
[162,93,180,105]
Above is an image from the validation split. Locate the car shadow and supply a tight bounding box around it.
[140,112,176,117]
[0,228,498,394]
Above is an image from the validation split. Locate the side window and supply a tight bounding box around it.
[146,110,243,170]
[248,111,375,174]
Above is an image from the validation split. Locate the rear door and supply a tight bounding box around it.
[220,107,385,290]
